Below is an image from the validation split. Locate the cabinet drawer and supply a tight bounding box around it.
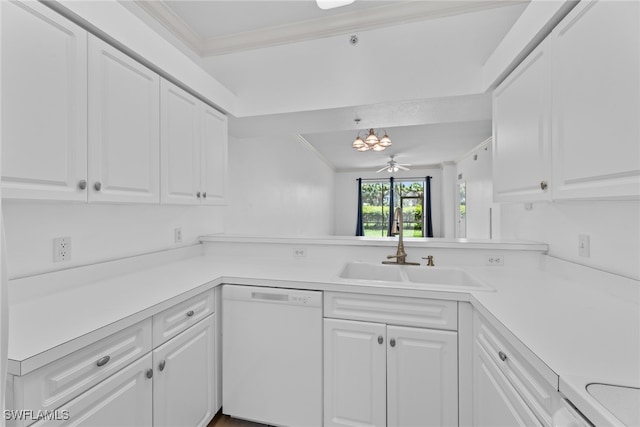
[474,313,556,425]
[474,341,543,426]
[32,354,153,427]
[153,289,215,347]
[324,292,457,331]
[18,319,152,416]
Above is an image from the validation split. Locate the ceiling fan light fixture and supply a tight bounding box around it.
[316,0,355,10]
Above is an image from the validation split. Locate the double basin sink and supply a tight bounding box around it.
[337,261,493,292]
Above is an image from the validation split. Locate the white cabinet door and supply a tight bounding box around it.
[160,79,228,205]
[1,0,88,201]
[387,325,458,427]
[88,35,160,204]
[32,354,153,427]
[153,315,216,427]
[472,343,541,427]
[160,79,200,205]
[551,0,640,200]
[324,318,386,427]
[492,39,551,202]
[200,105,228,205]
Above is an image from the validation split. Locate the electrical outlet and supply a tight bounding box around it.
[578,234,590,257]
[485,255,504,266]
[53,237,71,262]
[293,248,307,258]
[174,227,182,243]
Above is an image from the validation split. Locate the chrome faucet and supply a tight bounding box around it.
[382,207,420,266]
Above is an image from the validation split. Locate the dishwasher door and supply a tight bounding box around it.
[222,285,323,427]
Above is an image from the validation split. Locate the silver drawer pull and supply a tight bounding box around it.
[498,351,508,362]
[378,335,384,345]
[159,360,166,371]
[390,338,396,347]
[96,356,110,367]
[146,369,153,379]
[186,310,195,317]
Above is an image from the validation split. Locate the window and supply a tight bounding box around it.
[360,179,425,237]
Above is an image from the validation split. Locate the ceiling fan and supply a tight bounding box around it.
[376,155,411,173]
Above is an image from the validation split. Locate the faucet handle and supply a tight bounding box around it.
[422,255,435,266]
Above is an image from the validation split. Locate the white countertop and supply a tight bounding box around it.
[7,243,639,426]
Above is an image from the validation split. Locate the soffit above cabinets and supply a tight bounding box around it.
[133,0,527,56]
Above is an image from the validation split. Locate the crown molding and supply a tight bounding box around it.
[135,0,525,57]
[133,0,203,53]
[296,134,337,172]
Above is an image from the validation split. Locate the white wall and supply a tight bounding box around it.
[204,5,526,117]
[2,202,224,279]
[224,135,335,236]
[333,168,443,237]
[500,201,640,280]
[456,141,499,239]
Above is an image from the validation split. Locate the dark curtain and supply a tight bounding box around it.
[387,177,395,237]
[425,176,434,238]
[355,178,364,236]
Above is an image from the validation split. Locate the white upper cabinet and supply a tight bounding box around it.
[492,0,639,202]
[2,5,229,205]
[551,0,640,200]
[161,80,228,205]
[492,39,551,202]
[200,106,228,205]
[88,35,160,204]
[1,0,88,201]
[161,80,201,205]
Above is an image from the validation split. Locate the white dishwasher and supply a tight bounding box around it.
[222,285,323,427]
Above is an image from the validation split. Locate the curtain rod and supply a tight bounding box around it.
[356,176,432,182]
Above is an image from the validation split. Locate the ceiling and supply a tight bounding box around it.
[127,0,528,171]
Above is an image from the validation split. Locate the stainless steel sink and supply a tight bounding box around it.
[586,383,640,426]
[337,262,493,291]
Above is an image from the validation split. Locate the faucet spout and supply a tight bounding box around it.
[382,207,420,266]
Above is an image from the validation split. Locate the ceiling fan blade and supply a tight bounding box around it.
[376,166,389,173]
[397,165,410,171]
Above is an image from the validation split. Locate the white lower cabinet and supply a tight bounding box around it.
[153,315,216,427]
[323,292,458,427]
[472,310,558,427]
[324,319,386,427]
[6,290,218,427]
[32,354,154,427]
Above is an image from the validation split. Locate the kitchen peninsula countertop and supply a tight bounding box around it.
[7,239,639,426]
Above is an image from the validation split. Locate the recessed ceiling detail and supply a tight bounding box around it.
[134,0,524,56]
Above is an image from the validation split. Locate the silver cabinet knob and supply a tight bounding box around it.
[540,181,548,190]
[203,192,207,199]
[196,192,201,198]
[94,181,102,191]
[378,335,384,345]
[159,360,166,371]
[96,356,110,367]
[186,310,195,317]
[390,338,396,347]
[78,179,87,190]
[146,369,153,379]
[498,351,508,362]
